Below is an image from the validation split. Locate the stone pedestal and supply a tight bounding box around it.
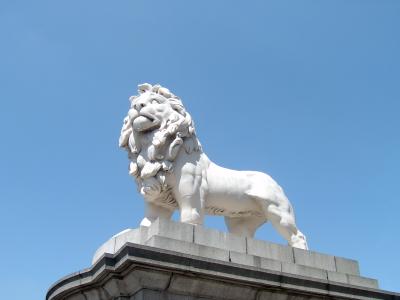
[47,219,399,300]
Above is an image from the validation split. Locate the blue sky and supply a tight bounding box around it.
[0,1,399,299]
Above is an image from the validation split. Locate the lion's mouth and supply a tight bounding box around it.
[139,112,155,122]
[132,113,159,132]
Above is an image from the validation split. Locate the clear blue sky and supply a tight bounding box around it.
[0,1,399,299]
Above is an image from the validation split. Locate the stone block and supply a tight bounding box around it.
[131,269,171,290]
[194,226,246,253]
[92,237,116,264]
[334,256,360,275]
[259,257,282,272]
[282,262,328,280]
[147,218,194,243]
[347,275,379,289]
[168,274,257,300]
[293,248,336,271]
[246,238,294,263]
[229,251,255,266]
[229,251,283,273]
[103,278,128,297]
[82,288,110,300]
[115,227,148,253]
[226,253,285,282]
[327,271,348,284]
[258,291,320,300]
[67,294,86,300]
[92,227,149,264]
[119,271,140,295]
[131,289,210,300]
[146,235,229,261]
[258,291,289,300]
[247,255,282,272]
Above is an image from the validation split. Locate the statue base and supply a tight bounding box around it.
[47,219,399,300]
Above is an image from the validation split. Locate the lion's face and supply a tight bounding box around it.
[129,92,175,132]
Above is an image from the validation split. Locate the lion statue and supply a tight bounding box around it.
[119,83,308,249]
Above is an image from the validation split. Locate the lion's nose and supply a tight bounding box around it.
[134,101,146,111]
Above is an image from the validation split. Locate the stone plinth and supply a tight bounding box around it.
[47,219,400,300]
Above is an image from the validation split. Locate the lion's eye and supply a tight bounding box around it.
[151,99,159,104]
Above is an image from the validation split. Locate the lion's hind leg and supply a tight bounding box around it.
[245,177,308,249]
[224,216,266,238]
[265,203,308,249]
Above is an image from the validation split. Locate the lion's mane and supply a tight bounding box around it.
[119,84,201,208]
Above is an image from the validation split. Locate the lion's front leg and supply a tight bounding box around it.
[140,202,174,227]
[176,173,205,226]
[179,193,205,225]
[171,152,208,226]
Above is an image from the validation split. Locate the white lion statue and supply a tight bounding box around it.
[119,83,308,249]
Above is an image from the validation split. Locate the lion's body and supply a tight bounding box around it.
[205,161,282,216]
[120,83,308,249]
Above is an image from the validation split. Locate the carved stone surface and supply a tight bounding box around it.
[48,220,400,300]
[119,83,307,249]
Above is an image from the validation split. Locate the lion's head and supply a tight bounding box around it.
[119,84,201,207]
[129,84,180,133]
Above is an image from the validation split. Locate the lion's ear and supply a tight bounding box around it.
[158,87,172,98]
[119,116,133,148]
[138,83,152,94]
